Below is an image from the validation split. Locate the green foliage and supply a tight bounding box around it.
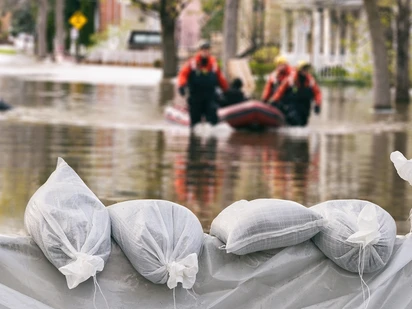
[89,23,132,50]
[250,62,275,78]
[10,4,36,36]
[64,0,96,47]
[153,59,162,68]
[249,46,278,78]
[250,46,279,64]
[337,7,394,87]
[132,0,186,19]
[201,0,224,38]
[0,47,16,54]
[347,52,373,85]
[38,0,98,54]
[320,66,348,78]
[89,30,109,47]
[254,78,266,97]
[317,66,370,87]
[202,0,224,14]
[79,0,96,47]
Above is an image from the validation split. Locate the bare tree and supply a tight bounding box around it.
[54,0,65,61]
[363,0,392,109]
[36,0,49,59]
[395,0,410,103]
[222,0,239,74]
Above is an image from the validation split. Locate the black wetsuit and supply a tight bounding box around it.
[187,69,220,127]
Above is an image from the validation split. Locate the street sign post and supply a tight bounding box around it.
[69,27,79,56]
[69,11,88,30]
[69,11,87,62]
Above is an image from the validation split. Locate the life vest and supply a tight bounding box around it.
[187,57,219,97]
[287,72,316,88]
[190,57,218,73]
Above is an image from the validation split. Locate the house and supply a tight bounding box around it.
[272,0,365,70]
[98,0,160,34]
[87,0,161,65]
[269,0,395,73]
[177,0,204,56]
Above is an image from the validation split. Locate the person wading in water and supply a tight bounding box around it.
[261,55,294,104]
[177,41,228,128]
[270,61,321,126]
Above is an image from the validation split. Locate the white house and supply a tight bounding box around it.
[274,0,365,70]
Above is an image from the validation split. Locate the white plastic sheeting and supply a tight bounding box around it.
[1,234,412,309]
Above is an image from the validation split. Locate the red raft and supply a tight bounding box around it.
[165,100,285,129]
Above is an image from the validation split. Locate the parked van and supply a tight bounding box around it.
[127,31,161,50]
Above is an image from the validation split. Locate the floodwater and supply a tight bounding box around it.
[0,76,412,235]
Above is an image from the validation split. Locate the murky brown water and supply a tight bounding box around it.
[0,76,412,235]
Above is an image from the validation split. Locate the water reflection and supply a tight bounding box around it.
[0,79,411,236]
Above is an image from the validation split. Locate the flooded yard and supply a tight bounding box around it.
[0,74,411,235]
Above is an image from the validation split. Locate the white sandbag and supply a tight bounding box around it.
[210,199,326,255]
[390,151,412,185]
[24,158,111,289]
[311,199,396,273]
[108,200,204,289]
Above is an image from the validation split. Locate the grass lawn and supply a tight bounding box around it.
[0,49,17,55]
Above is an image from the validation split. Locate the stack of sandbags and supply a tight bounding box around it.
[210,198,397,275]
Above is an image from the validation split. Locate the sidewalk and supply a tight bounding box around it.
[0,54,163,86]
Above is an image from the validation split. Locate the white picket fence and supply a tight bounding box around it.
[85,49,162,66]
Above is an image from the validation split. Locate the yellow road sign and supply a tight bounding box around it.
[69,11,87,30]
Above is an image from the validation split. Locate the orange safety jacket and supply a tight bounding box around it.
[261,65,293,102]
[177,54,229,92]
[272,71,322,106]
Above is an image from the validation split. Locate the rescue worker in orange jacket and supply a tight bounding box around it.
[261,55,294,103]
[270,61,321,126]
[177,41,229,128]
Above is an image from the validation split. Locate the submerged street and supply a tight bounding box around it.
[0,61,411,235]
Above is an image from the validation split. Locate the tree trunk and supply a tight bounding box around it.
[363,0,392,109]
[161,17,177,78]
[36,0,49,59]
[54,0,65,61]
[158,0,178,78]
[54,0,65,62]
[395,0,410,103]
[223,0,239,75]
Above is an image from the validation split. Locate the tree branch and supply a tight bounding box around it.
[131,0,160,18]
[132,0,160,11]
[132,0,189,23]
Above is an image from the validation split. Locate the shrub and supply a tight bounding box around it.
[153,59,163,68]
[249,46,279,78]
[250,62,276,77]
[250,46,279,64]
